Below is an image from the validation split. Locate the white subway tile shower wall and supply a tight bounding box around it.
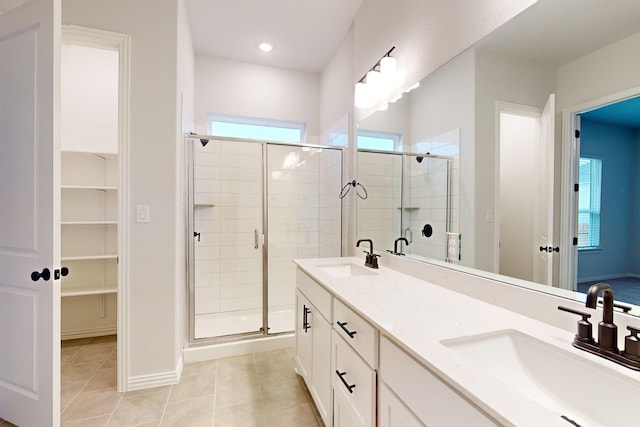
[194,140,263,320]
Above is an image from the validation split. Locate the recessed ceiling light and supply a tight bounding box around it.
[258,42,273,52]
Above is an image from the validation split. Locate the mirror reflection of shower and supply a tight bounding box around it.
[186,137,343,342]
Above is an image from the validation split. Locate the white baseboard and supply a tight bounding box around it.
[183,333,295,364]
[126,355,183,391]
[61,326,117,340]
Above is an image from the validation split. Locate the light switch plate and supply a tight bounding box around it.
[136,205,150,223]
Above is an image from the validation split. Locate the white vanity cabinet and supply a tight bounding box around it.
[379,336,496,427]
[295,269,332,426]
[331,299,378,427]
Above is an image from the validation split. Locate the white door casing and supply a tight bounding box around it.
[0,0,61,425]
[533,94,556,285]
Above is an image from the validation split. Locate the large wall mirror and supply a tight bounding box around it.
[355,0,640,315]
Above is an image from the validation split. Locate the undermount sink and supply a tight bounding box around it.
[441,329,640,427]
[317,263,376,279]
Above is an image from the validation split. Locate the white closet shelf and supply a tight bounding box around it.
[62,185,118,191]
[62,284,117,297]
[62,255,118,261]
[61,221,118,225]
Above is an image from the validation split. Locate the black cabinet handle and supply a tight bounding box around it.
[336,370,356,393]
[303,305,311,333]
[337,321,356,338]
[31,268,51,282]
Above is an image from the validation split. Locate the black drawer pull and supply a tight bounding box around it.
[337,321,357,338]
[336,370,356,393]
[303,305,311,333]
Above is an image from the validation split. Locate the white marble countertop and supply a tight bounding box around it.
[293,256,640,427]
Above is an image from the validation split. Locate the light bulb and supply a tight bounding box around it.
[380,56,397,78]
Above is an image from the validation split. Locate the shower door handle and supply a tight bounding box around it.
[254,229,259,249]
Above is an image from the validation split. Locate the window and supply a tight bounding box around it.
[577,157,602,250]
[357,129,402,151]
[208,113,306,143]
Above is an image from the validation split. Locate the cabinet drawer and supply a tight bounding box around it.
[380,336,496,426]
[296,268,332,321]
[332,330,376,427]
[333,298,378,368]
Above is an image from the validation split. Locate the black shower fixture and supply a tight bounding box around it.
[200,138,209,147]
[416,152,430,163]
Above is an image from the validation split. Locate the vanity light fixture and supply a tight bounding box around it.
[354,46,396,109]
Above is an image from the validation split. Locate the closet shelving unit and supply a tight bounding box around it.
[61,151,118,299]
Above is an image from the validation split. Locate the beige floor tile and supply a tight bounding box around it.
[61,381,87,410]
[70,343,116,363]
[214,376,263,409]
[161,396,214,427]
[214,402,267,427]
[108,389,168,426]
[266,402,320,427]
[262,379,310,415]
[102,350,118,369]
[62,360,103,383]
[216,354,256,381]
[254,349,292,365]
[61,415,111,427]
[61,389,123,422]
[181,359,217,377]
[84,367,117,392]
[168,373,216,402]
[124,385,172,399]
[0,417,18,426]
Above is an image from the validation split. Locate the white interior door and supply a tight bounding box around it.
[533,94,556,285]
[0,0,60,425]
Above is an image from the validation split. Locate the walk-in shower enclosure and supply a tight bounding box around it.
[186,136,343,343]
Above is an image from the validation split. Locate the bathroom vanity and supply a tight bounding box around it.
[294,256,640,427]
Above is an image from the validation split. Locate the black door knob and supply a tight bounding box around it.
[31,268,51,282]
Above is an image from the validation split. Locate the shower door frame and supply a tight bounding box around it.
[356,148,454,259]
[185,135,344,346]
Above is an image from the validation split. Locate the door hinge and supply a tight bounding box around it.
[573,237,578,246]
[575,129,580,138]
[574,183,579,192]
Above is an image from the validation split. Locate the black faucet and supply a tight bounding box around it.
[356,239,379,269]
[393,237,409,255]
[558,283,640,371]
[585,283,618,352]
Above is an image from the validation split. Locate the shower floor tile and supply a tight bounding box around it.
[48,335,322,427]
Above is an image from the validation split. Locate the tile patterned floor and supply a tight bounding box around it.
[1,336,322,427]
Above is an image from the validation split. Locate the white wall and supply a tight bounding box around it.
[473,48,557,272]
[176,0,194,368]
[410,49,475,265]
[61,44,118,154]
[194,56,321,142]
[352,0,537,122]
[556,31,640,111]
[63,0,182,385]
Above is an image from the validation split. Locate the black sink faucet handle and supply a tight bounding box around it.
[558,306,594,344]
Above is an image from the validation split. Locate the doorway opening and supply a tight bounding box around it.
[567,94,640,306]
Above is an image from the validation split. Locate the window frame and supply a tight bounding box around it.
[207,113,307,144]
[357,129,403,151]
[577,156,602,251]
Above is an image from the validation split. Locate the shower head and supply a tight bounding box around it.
[200,138,209,147]
[416,156,423,163]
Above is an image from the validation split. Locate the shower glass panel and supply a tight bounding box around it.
[402,154,452,261]
[191,138,264,339]
[187,137,343,342]
[266,145,342,334]
[356,150,452,261]
[356,151,403,253]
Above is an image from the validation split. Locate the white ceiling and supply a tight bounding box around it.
[185,0,363,73]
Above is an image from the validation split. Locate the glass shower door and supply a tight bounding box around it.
[191,138,264,339]
[266,145,342,334]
